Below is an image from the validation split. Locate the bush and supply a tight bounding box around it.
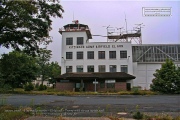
[24,83,34,91]
[133,111,144,119]
[38,84,47,91]
[0,84,13,93]
[35,83,39,89]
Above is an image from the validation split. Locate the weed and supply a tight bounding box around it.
[106,104,111,112]
[0,96,7,106]
[97,107,102,117]
[133,105,144,119]
[29,98,34,108]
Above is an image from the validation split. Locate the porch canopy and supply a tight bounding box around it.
[57,72,136,81]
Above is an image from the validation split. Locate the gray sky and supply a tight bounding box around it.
[0,0,180,65]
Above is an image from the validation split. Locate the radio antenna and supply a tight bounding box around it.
[124,12,127,33]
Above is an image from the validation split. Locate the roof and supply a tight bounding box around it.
[57,72,136,80]
[63,24,89,29]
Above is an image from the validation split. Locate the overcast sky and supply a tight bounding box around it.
[0,0,180,65]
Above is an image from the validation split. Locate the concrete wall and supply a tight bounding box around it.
[133,63,162,90]
[61,31,133,75]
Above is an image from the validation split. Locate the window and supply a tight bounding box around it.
[87,51,94,59]
[121,65,128,73]
[66,52,73,59]
[109,51,116,59]
[77,52,83,59]
[77,65,83,72]
[60,80,69,83]
[98,51,105,59]
[107,83,115,88]
[100,82,105,88]
[66,66,72,73]
[120,51,127,58]
[66,37,73,45]
[109,65,116,72]
[77,37,84,45]
[105,80,115,88]
[87,65,94,72]
[98,65,106,72]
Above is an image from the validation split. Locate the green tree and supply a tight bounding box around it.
[36,47,52,84]
[150,59,180,94]
[48,61,61,85]
[0,51,38,89]
[0,0,64,55]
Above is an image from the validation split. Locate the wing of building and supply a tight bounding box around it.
[56,21,180,92]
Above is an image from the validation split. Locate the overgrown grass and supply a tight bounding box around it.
[0,105,31,120]
[0,88,158,96]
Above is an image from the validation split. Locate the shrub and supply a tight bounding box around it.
[43,85,47,90]
[24,83,34,91]
[38,84,47,91]
[133,111,144,119]
[35,83,39,89]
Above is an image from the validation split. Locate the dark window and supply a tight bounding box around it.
[66,66,72,73]
[106,80,115,88]
[109,65,116,72]
[98,65,106,72]
[98,51,105,59]
[77,66,83,72]
[77,52,83,59]
[109,51,116,59]
[60,80,69,83]
[120,51,127,58]
[66,52,73,59]
[100,82,105,88]
[87,65,94,72]
[121,65,128,73]
[87,51,94,59]
[77,37,84,45]
[66,37,73,45]
[107,83,115,88]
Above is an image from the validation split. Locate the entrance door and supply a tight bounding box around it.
[75,83,84,91]
[126,83,131,91]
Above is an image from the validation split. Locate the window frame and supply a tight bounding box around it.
[109,65,117,72]
[77,37,84,45]
[121,65,128,73]
[87,65,94,72]
[109,51,116,59]
[66,52,73,59]
[87,51,94,59]
[77,51,83,59]
[66,37,73,45]
[98,51,105,59]
[120,51,127,58]
[98,65,106,72]
[76,65,83,72]
[66,66,73,73]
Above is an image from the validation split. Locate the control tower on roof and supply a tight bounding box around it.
[59,20,92,39]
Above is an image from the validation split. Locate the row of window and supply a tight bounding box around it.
[66,37,83,45]
[66,65,128,73]
[66,51,127,59]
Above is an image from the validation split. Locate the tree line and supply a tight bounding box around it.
[0,49,61,91]
[0,0,64,91]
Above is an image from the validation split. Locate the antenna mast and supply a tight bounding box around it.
[124,12,127,33]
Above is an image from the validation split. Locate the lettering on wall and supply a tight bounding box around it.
[68,45,123,49]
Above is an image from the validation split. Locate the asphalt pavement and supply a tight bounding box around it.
[0,94,180,117]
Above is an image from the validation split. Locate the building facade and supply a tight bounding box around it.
[56,21,180,91]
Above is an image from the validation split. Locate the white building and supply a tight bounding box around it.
[56,21,180,91]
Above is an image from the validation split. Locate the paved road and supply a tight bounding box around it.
[0,94,180,117]
[0,94,179,106]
